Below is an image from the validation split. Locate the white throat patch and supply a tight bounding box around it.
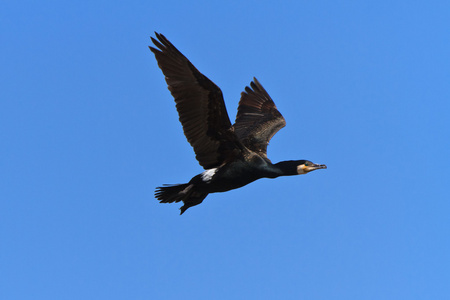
[201,168,218,182]
[297,165,306,175]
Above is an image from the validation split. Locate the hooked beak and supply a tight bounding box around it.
[304,163,327,173]
[298,163,327,174]
[312,163,327,170]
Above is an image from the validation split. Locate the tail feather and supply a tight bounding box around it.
[155,183,208,215]
[155,184,191,203]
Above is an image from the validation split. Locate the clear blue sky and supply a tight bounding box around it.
[1,1,450,299]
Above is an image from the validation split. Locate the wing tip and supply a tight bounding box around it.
[242,77,266,97]
[149,32,172,52]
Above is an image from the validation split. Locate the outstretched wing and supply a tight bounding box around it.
[233,78,286,158]
[150,33,241,169]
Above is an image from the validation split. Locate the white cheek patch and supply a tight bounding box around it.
[201,168,218,182]
[297,165,306,175]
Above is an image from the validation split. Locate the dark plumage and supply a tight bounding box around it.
[149,32,327,214]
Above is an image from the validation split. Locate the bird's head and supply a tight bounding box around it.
[296,160,327,175]
[274,160,327,176]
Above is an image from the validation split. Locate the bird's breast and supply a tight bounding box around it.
[197,158,275,193]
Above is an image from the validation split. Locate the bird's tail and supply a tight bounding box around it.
[155,184,208,215]
[155,183,191,203]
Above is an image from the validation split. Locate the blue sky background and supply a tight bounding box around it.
[1,1,450,299]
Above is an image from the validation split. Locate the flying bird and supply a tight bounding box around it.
[149,32,326,214]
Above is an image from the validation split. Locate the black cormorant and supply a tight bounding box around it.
[149,33,327,214]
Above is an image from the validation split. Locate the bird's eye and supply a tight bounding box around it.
[304,163,309,166]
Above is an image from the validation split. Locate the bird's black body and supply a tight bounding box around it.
[150,33,326,214]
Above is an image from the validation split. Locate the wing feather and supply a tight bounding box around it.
[150,33,242,169]
[233,78,286,158]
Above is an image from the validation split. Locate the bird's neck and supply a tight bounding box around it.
[269,161,300,177]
